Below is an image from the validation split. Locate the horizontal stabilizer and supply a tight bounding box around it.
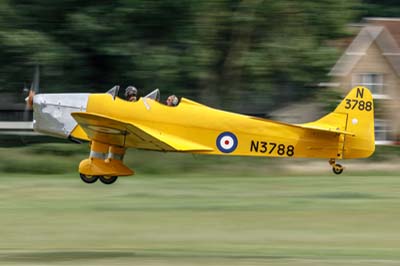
[252,116,354,136]
[297,124,355,136]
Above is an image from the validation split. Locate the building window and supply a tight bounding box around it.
[375,119,394,143]
[352,73,385,95]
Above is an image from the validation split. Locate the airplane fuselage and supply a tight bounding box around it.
[76,94,342,159]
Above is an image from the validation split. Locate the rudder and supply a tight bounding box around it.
[335,86,375,158]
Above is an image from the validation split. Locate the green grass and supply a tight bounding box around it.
[0,174,400,265]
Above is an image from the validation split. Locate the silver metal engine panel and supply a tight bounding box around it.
[33,93,90,138]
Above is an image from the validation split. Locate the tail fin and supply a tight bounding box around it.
[302,86,375,159]
[335,86,375,158]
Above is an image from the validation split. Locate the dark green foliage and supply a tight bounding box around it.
[0,0,360,113]
[357,0,400,18]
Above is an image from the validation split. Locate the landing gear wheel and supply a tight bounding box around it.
[99,176,118,185]
[80,173,99,184]
[332,164,344,175]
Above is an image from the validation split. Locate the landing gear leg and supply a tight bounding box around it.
[329,159,344,175]
[78,141,134,185]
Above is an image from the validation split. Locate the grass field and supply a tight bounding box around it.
[0,173,400,265]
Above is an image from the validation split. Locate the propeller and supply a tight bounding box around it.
[24,66,40,109]
[23,66,40,121]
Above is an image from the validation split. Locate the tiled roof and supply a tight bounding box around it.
[364,18,400,46]
[329,22,400,77]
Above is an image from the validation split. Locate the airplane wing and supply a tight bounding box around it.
[70,112,213,151]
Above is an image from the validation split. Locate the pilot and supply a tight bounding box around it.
[166,94,178,106]
[125,86,138,102]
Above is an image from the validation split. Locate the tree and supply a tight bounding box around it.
[0,0,359,113]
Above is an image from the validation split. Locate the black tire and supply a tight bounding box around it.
[332,164,344,175]
[99,176,118,185]
[80,173,99,184]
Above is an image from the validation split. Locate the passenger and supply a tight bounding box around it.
[166,94,178,106]
[125,86,138,102]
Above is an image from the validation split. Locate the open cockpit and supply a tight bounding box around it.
[106,85,178,108]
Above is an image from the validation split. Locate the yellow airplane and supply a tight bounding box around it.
[31,85,375,184]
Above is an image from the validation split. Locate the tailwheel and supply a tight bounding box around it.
[99,175,118,185]
[332,164,344,175]
[80,173,99,184]
[329,159,344,175]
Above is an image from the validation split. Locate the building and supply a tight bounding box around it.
[328,18,400,145]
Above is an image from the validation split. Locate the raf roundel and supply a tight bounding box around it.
[216,132,238,153]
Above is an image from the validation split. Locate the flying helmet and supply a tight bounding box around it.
[125,86,137,98]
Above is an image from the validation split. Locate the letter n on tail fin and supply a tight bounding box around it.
[334,86,375,158]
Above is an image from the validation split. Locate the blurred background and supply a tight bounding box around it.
[1,2,400,265]
[0,0,399,170]
[1,0,400,171]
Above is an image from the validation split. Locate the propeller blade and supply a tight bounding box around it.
[23,66,40,119]
[25,89,35,109]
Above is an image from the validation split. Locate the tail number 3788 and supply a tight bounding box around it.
[345,99,372,111]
